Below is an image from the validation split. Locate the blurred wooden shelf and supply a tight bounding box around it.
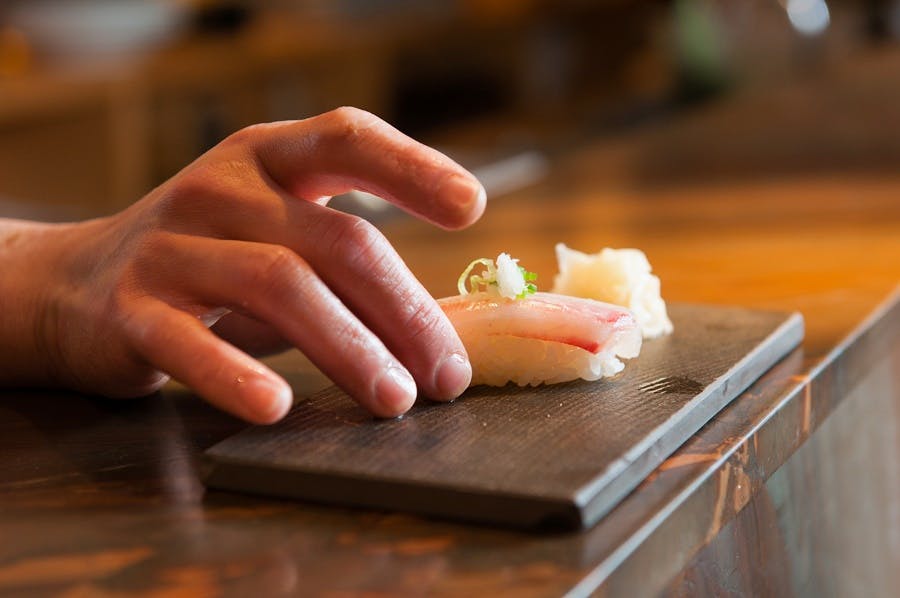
[0,11,424,213]
[0,2,666,214]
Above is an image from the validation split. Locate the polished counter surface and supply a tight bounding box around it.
[1,141,898,595]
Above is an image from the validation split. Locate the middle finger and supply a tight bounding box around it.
[146,233,419,418]
[216,195,472,403]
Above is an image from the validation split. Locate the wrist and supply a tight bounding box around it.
[0,219,75,387]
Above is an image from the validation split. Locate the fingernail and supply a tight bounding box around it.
[434,352,472,401]
[374,366,417,416]
[241,376,292,423]
[469,179,487,210]
[442,175,486,218]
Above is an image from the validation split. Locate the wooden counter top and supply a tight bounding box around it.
[1,145,898,594]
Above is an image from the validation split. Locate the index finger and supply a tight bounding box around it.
[238,107,486,230]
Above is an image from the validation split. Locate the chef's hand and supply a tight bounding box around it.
[0,108,485,423]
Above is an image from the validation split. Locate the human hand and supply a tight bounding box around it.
[0,108,485,423]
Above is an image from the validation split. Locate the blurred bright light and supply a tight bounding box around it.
[786,0,830,36]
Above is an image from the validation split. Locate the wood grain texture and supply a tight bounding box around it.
[204,305,803,529]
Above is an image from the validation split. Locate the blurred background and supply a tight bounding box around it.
[1,0,899,217]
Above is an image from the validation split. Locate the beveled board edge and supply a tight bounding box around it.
[201,457,581,529]
[575,311,805,528]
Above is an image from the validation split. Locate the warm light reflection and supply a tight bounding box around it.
[786,0,831,36]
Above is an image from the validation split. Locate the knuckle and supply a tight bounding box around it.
[148,188,186,225]
[243,245,305,300]
[327,106,371,127]
[222,122,271,148]
[152,174,215,225]
[324,214,386,267]
[152,161,257,229]
[252,245,297,282]
[317,106,379,146]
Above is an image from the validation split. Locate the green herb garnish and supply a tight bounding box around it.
[457,254,538,300]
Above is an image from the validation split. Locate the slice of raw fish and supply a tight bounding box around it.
[438,291,642,387]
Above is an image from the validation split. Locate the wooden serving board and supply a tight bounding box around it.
[203,304,804,530]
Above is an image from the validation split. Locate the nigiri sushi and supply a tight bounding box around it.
[551,244,673,339]
[438,254,642,387]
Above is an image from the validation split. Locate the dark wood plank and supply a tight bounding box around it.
[203,304,803,529]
